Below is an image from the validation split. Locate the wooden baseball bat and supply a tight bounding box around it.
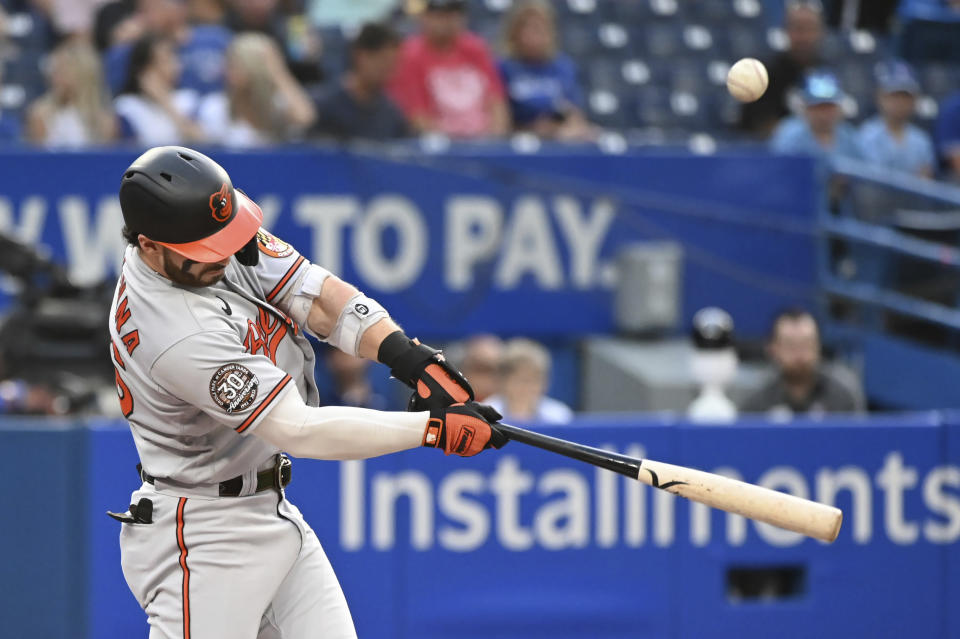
[495,422,842,543]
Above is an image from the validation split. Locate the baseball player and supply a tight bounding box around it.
[107,146,505,639]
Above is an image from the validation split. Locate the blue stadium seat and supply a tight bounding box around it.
[920,63,960,100]
[632,86,673,128]
[726,24,766,61]
[587,88,630,129]
[838,59,876,102]
[669,59,706,92]
[558,0,615,22]
[586,58,624,92]
[561,22,598,58]
[609,0,655,24]
[637,23,684,58]
[686,0,736,22]
[597,22,631,52]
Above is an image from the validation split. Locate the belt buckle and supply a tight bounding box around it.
[275,454,292,491]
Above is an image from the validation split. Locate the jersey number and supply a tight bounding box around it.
[217,372,247,400]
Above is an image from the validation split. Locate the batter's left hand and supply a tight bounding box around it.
[423,401,508,456]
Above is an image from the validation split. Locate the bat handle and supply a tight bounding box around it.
[495,421,641,479]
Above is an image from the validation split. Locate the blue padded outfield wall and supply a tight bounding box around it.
[2,414,958,639]
[0,148,817,338]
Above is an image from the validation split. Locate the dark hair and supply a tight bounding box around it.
[120,34,168,96]
[121,225,141,246]
[770,307,819,340]
[351,23,399,56]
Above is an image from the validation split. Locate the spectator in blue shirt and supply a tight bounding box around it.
[498,0,594,140]
[936,91,960,181]
[857,60,935,178]
[102,0,233,97]
[771,70,860,165]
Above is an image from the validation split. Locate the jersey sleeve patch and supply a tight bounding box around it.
[209,363,259,413]
[257,229,294,258]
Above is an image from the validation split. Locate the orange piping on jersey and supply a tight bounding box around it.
[235,375,292,434]
[176,498,191,639]
[266,256,305,303]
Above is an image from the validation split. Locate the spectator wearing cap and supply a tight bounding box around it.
[485,338,573,425]
[739,0,827,139]
[388,0,509,139]
[310,23,410,141]
[740,308,864,417]
[857,60,935,178]
[935,90,960,182]
[498,0,594,141]
[771,70,860,164]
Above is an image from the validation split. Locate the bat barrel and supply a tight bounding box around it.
[497,422,843,543]
[638,459,843,543]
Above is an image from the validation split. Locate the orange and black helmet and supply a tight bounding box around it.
[119,146,263,264]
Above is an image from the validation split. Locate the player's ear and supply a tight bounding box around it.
[138,234,160,254]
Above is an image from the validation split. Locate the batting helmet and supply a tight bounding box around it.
[119,146,263,264]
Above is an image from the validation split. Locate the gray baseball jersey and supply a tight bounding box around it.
[110,229,357,639]
[109,229,320,486]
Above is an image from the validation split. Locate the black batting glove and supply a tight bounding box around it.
[378,331,474,411]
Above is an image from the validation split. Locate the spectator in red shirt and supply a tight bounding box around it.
[388,0,509,138]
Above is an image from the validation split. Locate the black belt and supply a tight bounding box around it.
[137,455,292,497]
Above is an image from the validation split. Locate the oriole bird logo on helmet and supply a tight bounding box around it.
[209,183,233,222]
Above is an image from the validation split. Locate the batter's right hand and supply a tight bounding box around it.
[422,402,508,456]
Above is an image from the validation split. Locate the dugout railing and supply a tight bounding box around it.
[821,157,960,408]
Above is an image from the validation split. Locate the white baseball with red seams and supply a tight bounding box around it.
[726,58,769,103]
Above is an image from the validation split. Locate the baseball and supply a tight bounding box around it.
[726,58,768,103]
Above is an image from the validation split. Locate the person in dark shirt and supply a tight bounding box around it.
[310,22,409,141]
[741,309,864,417]
[739,0,826,139]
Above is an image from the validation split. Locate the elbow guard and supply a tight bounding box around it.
[324,293,388,356]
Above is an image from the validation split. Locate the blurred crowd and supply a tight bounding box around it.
[0,0,597,148]
[320,334,575,424]
[0,0,958,180]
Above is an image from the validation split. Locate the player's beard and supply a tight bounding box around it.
[161,249,228,287]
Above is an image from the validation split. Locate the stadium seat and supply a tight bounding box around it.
[597,22,631,51]
[632,86,672,128]
[727,24,766,60]
[838,59,875,100]
[608,0,654,23]
[647,0,679,19]
[732,0,765,21]
[669,59,706,92]
[588,88,630,129]
[638,23,683,58]
[686,0,736,22]
[681,24,715,56]
[561,22,598,58]
[586,58,624,92]
[920,63,960,99]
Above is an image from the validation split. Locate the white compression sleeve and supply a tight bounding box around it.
[254,387,429,460]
